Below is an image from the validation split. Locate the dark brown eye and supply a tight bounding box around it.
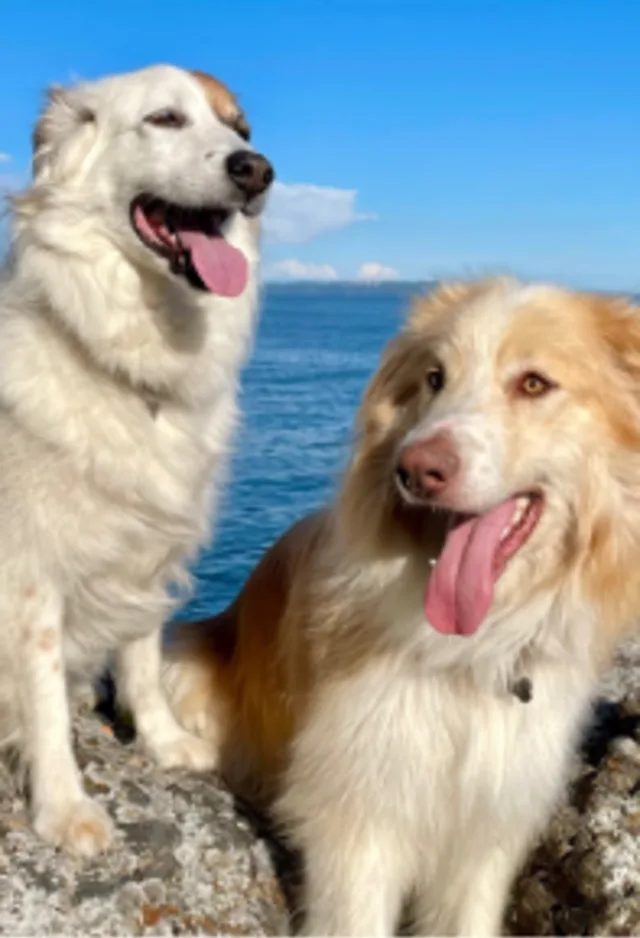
[234,116,251,141]
[516,371,556,398]
[144,108,188,129]
[426,364,445,392]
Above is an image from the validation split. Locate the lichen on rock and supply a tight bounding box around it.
[0,709,289,936]
[0,638,637,935]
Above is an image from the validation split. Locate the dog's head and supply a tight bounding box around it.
[342,278,640,641]
[26,64,274,298]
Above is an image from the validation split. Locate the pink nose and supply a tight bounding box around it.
[396,431,460,498]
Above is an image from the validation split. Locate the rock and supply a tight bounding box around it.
[508,636,640,936]
[0,704,289,936]
[0,640,637,936]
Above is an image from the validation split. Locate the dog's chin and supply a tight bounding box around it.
[242,191,269,218]
[129,195,250,298]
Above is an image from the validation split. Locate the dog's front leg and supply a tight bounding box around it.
[18,590,113,855]
[414,837,523,937]
[297,822,408,937]
[279,779,408,936]
[116,629,216,770]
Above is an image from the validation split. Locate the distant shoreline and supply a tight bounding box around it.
[264,279,437,298]
[263,280,634,300]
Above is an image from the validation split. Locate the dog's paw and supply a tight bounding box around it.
[162,657,223,745]
[34,797,114,857]
[146,728,217,772]
[175,704,220,743]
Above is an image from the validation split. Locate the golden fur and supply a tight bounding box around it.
[165,277,640,935]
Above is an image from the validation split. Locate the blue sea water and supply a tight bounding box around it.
[177,284,418,621]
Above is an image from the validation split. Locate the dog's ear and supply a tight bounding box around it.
[32,85,96,180]
[189,69,251,141]
[357,334,413,434]
[595,295,640,381]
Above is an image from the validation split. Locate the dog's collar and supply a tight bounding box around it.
[509,676,533,703]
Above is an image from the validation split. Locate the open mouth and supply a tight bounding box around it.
[130,196,248,297]
[420,492,544,638]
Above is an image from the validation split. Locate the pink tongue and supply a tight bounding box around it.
[179,231,248,298]
[424,498,519,636]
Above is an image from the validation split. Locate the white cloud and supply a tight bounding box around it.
[356,262,400,283]
[0,153,9,163]
[266,258,339,281]
[265,258,404,282]
[263,181,375,244]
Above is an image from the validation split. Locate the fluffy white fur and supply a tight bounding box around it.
[0,64,270,855]
[279,580,595,936]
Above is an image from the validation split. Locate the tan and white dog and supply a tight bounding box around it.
[166,278,640,935]
[0,64,273,855]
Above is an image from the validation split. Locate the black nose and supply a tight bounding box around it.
[225,150,274,197]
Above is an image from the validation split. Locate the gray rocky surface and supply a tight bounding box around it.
[0,639,637,935]
[0,703,289,936]
[509,636,640,936]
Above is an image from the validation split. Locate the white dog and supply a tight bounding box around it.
[0,64,273,855]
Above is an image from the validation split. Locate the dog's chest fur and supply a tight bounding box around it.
[281,610,595,892]
[0,298,245,673]
[60,398,235,667]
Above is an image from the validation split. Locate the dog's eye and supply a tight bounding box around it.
[144,108,188,129]
[426,365,445,393]
[516,371,556,398]
[234,117,251,142]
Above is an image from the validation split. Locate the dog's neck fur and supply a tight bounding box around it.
[7,196,261,407]
[0,195,261,517]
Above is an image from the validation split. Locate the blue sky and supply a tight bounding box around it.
[1,0,640,289]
